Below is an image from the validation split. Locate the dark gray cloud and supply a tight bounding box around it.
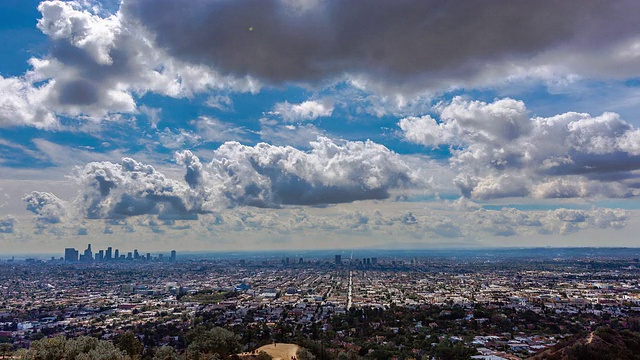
[123,0,640,84]
[4,0,637,127]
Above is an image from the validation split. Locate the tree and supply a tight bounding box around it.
[296,348,315,360]
[0,344,13,359]
[255,351,272,360]
[153,346,180,360]
[430,338,477,360]
[186,327,240,359]
[15,336,128,360]
[116,331,144,358]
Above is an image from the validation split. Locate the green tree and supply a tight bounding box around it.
[186,327,240,359]
[15,336,128,360]
[430,338,477,360]
[255,351,272,360]
[0,344,13,359]
[296,348,315,360]
[153,346,180,360]
[116,332,144,358]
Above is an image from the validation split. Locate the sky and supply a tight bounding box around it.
[1,0,640,255]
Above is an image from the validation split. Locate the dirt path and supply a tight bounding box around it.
[239,343,300,360]
[586,331,595,344]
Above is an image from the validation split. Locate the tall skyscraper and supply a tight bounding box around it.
[97,250,104,261]
[64,248,78,262]
[82,244,93,261]
[105,247,112,260]
[170,250,176,262]
[335,254,342,265]
[114,249,119,260]
[133,249,140,259]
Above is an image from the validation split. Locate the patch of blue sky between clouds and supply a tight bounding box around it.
[0,0,47,77]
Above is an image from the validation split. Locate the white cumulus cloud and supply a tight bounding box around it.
[272,99,334,122]
[400,97,640,199]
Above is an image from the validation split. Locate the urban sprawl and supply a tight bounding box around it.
[1,247,639,359]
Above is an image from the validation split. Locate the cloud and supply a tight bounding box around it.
[122,0,640,91]
[205,95,234,112]
[0,76,58,129]
[463,206,628,238]
[272,99,334,122]
[400,97,640,199]
[209,137,415,207]
[0,216,17,234]
[156,128,201,150]
[175,150,205,189]
[5,0,637,128]
[64,137,416,220]
[71,157,206,219]
[23,191,68,223]
[259,119,324,147]
[5,0,259,124]
[0,188,9,209]
[201,204,629,240]
[194,117,249,143]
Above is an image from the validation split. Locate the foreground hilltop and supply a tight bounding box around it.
[529,327,640,360]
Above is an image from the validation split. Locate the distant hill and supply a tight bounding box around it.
[528,328,640,360]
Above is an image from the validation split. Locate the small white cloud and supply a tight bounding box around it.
[272,99,333,122]
[205,94,234,112]
[195,116,248,143]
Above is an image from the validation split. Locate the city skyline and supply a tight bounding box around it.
[1,0,640,254]
[62,243,176,262]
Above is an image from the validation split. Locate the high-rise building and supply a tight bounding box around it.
[335,254,342,265]
[105,247,112,260]
[133,249,140,259]
[127,252,133,260]
[96,250,104,261]
[114,249,119,260]
[146,253,151,261]
[170,250,176,262]
[64,248,78,262]
[371,257,378,265]
[81,244,93,261]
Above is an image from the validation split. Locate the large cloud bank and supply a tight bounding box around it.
[63,137,414,219]
[400,97,640,199]
[4,0,640,127]
[123,0,640,87]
